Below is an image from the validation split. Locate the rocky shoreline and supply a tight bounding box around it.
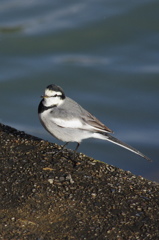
[0,123,159,240]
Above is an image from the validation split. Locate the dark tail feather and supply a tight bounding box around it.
[105,134,152,162]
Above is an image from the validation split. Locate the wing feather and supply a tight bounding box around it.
[50,97,113,133]
[81,110,113,133]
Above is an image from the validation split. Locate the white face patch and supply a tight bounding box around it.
[43,88,64,107]
[45,89,62,97]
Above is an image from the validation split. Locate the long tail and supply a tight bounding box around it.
[105,134,152,162]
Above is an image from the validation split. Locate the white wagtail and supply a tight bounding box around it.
[38,84,152,162]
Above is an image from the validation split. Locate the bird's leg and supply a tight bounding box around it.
[56,142,80,163]
[45,142,69,156]
[70,143,80,167]
[54,142,69,156]
[56,142,80,164]
[61,142,69,150]
[74,142,80,152]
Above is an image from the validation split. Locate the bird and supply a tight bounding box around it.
[38,84,152,162]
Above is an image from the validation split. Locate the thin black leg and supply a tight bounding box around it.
[71,143,80,166]
[74,143,80,152]
[52,142,69,157]
[62,142,69,150]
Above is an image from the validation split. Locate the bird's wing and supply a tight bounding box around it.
[49,97,113,133]
[81,110,113,133]
[51,117,84,129]
[51,108,113,133]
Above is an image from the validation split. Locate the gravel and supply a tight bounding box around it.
[0,123,159,240]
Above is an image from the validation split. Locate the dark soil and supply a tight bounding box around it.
[0,123,159,240]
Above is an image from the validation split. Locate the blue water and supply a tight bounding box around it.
[0,0,159,182]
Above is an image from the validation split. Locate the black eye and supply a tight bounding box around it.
[52,94,60,97]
